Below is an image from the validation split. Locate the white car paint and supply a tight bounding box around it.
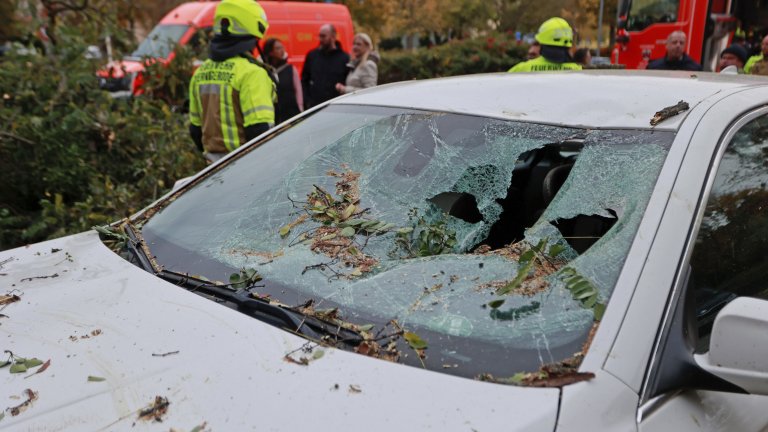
[2,71,768,431]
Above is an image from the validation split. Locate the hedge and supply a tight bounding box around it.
[379,33,530,84]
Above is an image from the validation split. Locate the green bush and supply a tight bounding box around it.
[0,26,204,250]
[379,33,529,84]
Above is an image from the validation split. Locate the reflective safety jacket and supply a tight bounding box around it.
[508,57,582,73]
[745,54,764,74]
[189,55,276,153]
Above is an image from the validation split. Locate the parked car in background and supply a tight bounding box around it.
[98,0,354,97]
[2,71,768,431]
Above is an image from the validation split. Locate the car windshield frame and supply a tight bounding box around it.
[131,103,675,382]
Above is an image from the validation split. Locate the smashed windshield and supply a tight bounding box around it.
[131,24,188,59]
[140,105,672,381]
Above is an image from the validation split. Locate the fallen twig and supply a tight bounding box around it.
[151,351,179,357]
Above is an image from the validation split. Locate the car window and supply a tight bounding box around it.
[626,0,680,31]
[690,113,768,349]
[137,104,673,380]
[132,24,189,59]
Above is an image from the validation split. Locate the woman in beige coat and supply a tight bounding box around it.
[335,33,378,94]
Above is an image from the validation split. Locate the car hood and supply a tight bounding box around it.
[0,231,559,431]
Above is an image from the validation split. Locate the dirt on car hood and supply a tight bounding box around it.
[0,231,559,431]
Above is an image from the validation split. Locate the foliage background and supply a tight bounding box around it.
[0,9,204,251]
[379,33,528,83]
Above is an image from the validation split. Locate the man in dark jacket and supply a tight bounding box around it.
[302,24,349,108]
[647,31,702,71]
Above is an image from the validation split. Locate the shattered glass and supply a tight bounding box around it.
[141,105,672,377]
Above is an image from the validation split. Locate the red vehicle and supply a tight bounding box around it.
[99,0,354,96]
[613,0,766,71]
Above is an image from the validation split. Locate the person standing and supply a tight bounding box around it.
[646,31,702,71]
[302,24,349,108]
[508,18,581,72]
[188,0,275,162]
[718,44,748,73]
[745,35,768,75]
[526,41,541,60]
[263,38,303,124]
[574,48,592,66]
[335,33,378,94]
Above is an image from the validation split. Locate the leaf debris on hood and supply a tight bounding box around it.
[19,273,59,282]
[7,388,37,416]
[151,350,180,357]
[284,342,325,366]
[24,359,51,379]
[0,291,21,307]
[137,396,170,422]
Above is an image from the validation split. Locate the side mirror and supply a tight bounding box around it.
[694,297,768,394]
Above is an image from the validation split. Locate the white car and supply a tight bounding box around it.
[2,71,768,431]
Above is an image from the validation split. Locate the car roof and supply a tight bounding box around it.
[337,70,768,131]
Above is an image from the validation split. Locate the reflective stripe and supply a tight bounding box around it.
[190,112,200,119]
[221,84,237,152]
[242,105,275,118]
[200,83,221,95]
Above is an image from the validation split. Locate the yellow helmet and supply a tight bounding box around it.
[535,17,573,47]
[214,0,269,39]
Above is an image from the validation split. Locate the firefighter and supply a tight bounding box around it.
[189,0,276,163]
[745,35,768,75]
[508,18,581,73]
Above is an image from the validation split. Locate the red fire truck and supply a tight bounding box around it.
[613,0,767,71]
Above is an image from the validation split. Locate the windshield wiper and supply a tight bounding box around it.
[158,269,364,345]
[119,223,364,346]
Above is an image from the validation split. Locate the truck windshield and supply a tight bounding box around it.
[138,104,672,380]
[131,24,189,59]
[626,0,680,31]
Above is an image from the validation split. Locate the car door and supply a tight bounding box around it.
[637,98,768,431]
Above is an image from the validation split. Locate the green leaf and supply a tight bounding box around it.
[342,204,356,220]
[403,332,428,350]
[229,273,241,283]
[548,244,566,257]
[340,227,356,237]
[571,280,592,291]
[0,361,10,369]
[279,225,291,238]
[358,324,375,332]
[593,303,607,321]
[582,294,598,308]
[497,259,535,295]
[312,350,325,360]
[24,358,43,368]
[487,299,506,309]
[509,372,527,383]
[574,289,596,300]
[396,227,413,235]
[87,375,106,382]
[9,363,27,374]
[519,249,535,263]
